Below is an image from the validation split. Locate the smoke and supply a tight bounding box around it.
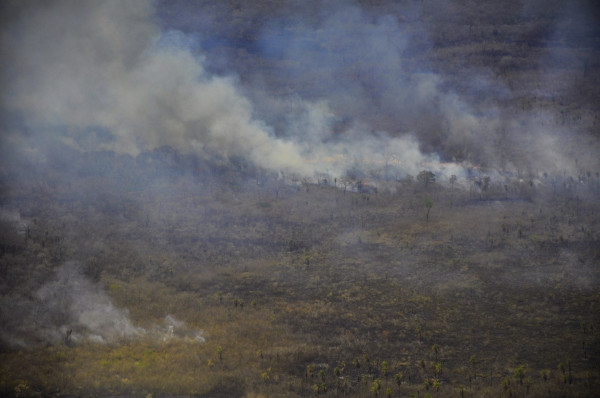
[0,206,205,348]
[157,314,206,344]
[0,262,141,346]
[1,0,310,175]
[242,1,599,179]
[0,261,205,347]
[1,0,598,184]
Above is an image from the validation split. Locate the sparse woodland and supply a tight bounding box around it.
[1,0,600,397]
[0,147,599,397]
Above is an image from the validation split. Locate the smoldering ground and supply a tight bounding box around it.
[0,262,142,347]
[0,260,205,347]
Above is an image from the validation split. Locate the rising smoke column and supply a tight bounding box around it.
[0,0,311,175]
[0,260,206,347]
[0,262,141,347]
[2,0,597,183]
[0,0,482,183]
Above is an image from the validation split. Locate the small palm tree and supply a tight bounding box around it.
[261,371,270,383]
[381,361,388,378]
[318,369,325,381]
[469,355,476,379]
[513,365,526,385]
[431,344,439,361]
[434,362,442,377]
[394,372,403,387]
[371,378,381,396]
[424,197,433,222]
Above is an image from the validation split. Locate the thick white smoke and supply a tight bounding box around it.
[1,0,311,175]
[0,0,480,183]
[2,0,596,184]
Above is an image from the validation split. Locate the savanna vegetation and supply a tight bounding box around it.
[0,145,598,397]
[1,0,600,397]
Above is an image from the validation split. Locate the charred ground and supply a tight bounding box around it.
[0,149,599,397]
[1,0,600,397]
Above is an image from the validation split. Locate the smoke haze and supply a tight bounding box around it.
[2,0,598,184]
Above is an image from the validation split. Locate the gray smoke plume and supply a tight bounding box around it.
[0,261,205,347]
[1,0,598,184]
[237,0,599,179]
[1,0,310,175]
[0,262,142,347]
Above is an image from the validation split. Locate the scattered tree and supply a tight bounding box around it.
[394,372,403,387]
[371,378,381,396]
[431,344,439,361]
[417,170,436,188]
[424,197,433,221]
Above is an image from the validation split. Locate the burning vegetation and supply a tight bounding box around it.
[1,0,599,397]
